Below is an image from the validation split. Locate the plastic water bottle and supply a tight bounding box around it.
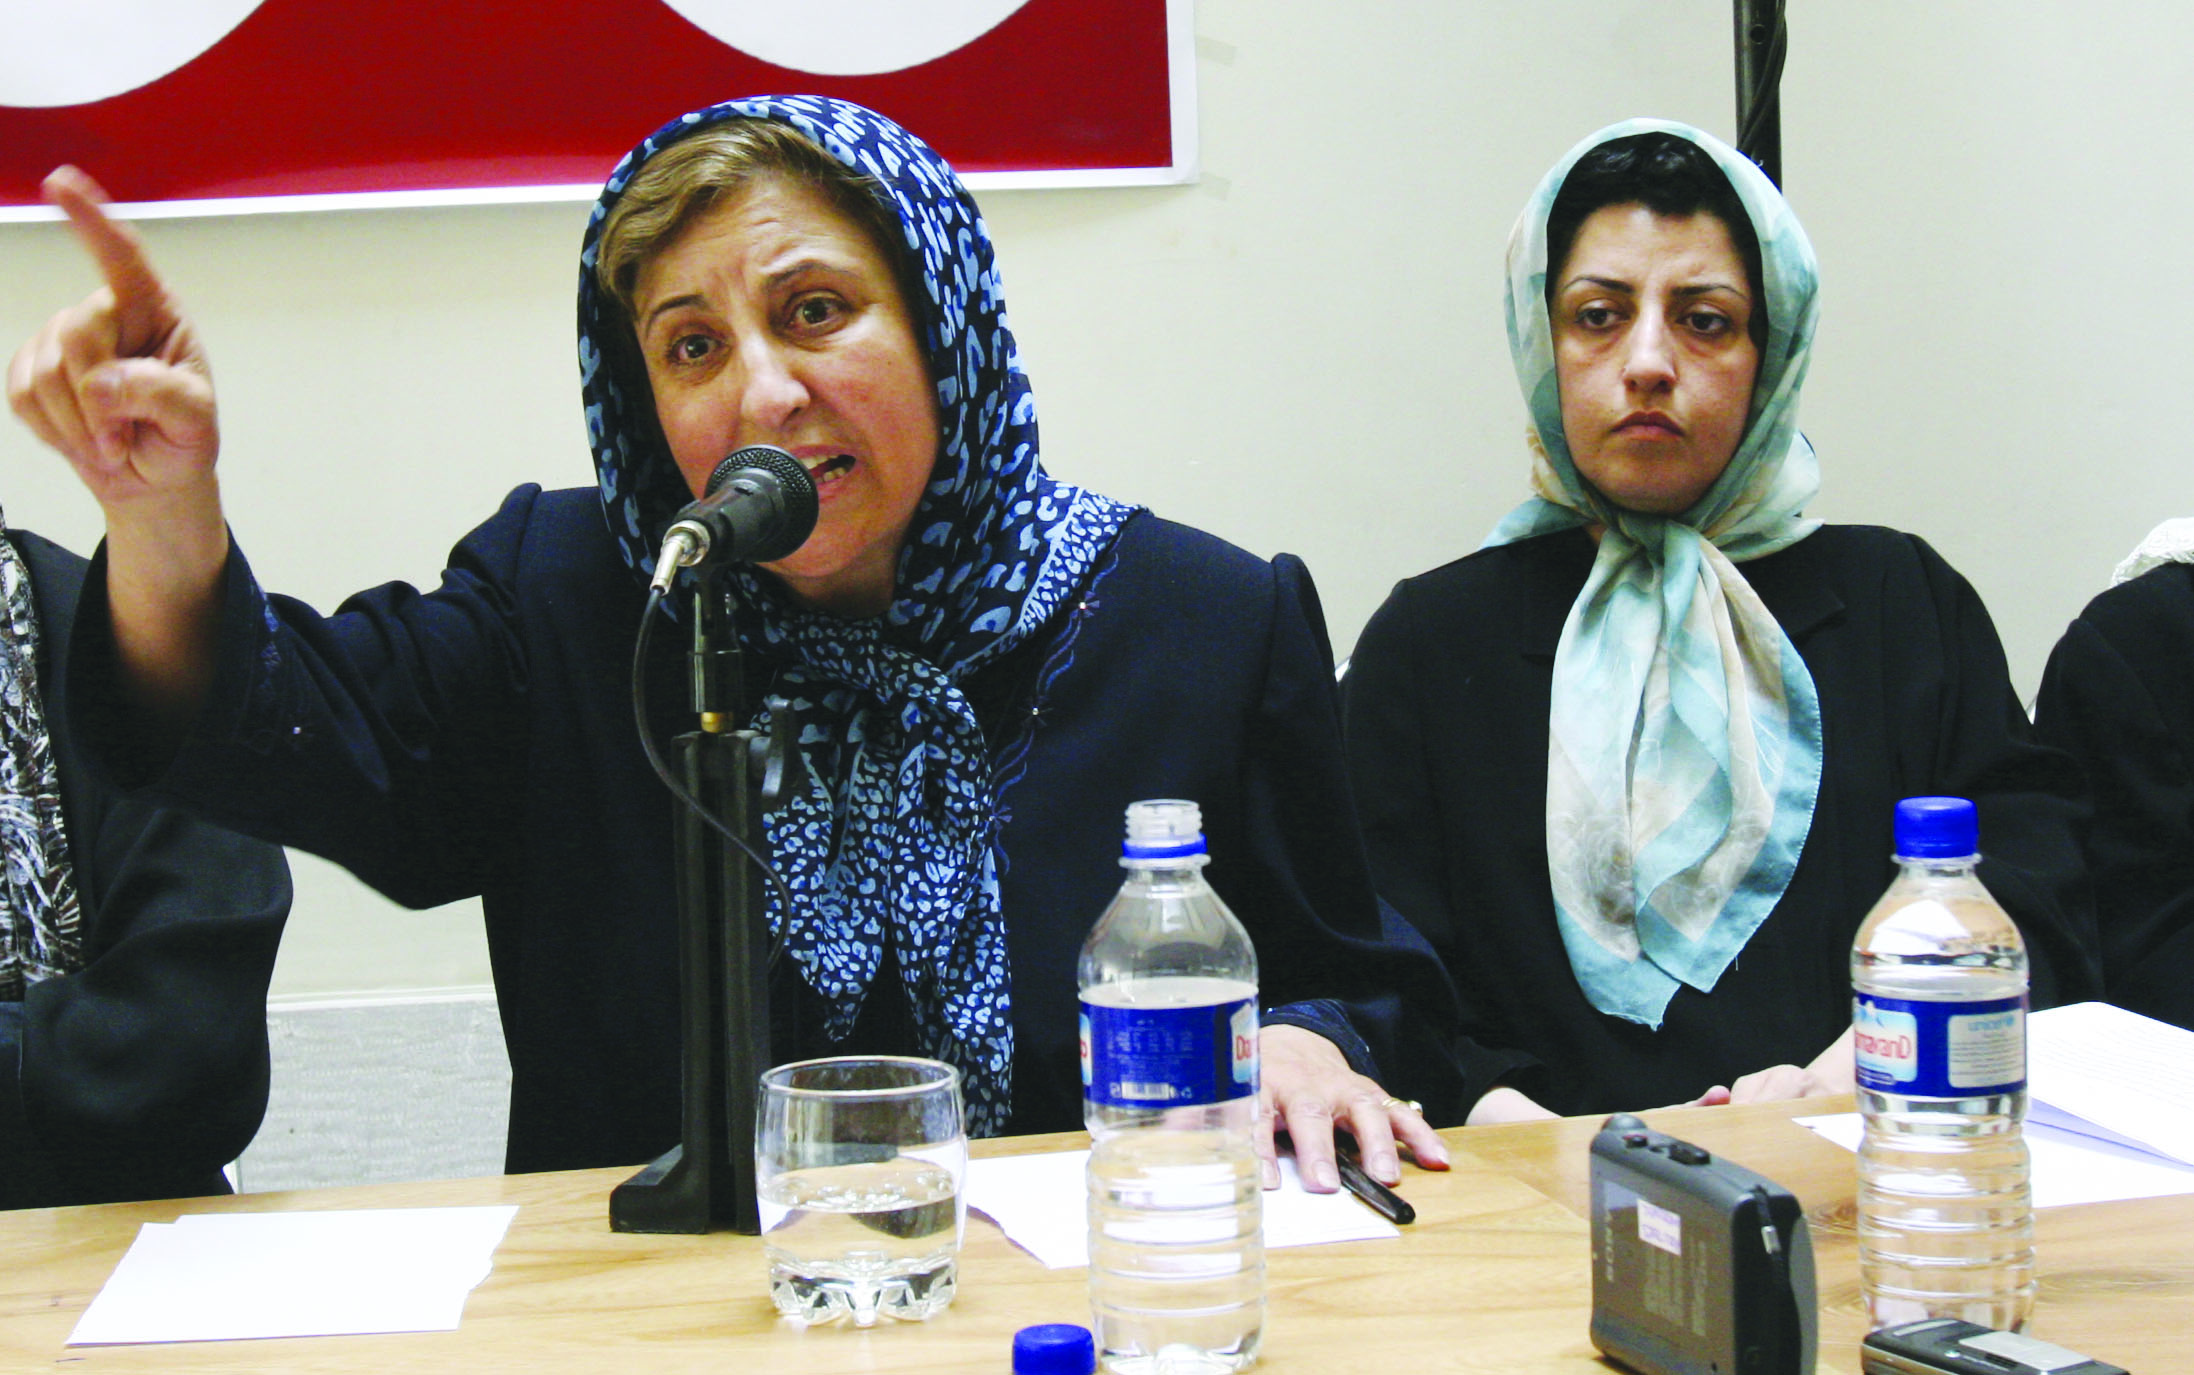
[1852,796,2034,1332]
[1080,799,1264,1374]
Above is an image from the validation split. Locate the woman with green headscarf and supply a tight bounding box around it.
[1343,120,2099,1122]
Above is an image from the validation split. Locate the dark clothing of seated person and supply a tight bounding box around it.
[1342,121,2099,1123]
[0,522,289,1209]
[2035,523,2194,1031]
[37,97,1468,1189]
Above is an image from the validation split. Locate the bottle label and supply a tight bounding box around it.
[1853,991,2026,1096]
[1080,996,1258,1109]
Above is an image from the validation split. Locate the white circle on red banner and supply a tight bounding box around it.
[0,0,267,108]
[659,0,1034,76]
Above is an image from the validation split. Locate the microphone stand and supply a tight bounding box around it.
[1734,0,1787,186]
[609,574,801,1234]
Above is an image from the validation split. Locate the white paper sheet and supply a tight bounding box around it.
[2027,1002,2194,1166]
[966,1150,1399,1269]
[1792,998,2194,1211]
[68,1205,519,1346]
[1795,1113,2194,1209]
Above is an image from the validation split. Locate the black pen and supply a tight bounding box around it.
[1334,1146,1415,1226]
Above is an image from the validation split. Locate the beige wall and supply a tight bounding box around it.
[0,2,2183,994]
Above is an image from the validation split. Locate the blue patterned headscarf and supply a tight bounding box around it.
[578,96,1137,1134]
[1484,119,1825,1029]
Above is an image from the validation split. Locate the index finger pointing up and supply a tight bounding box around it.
[43,165,177,358]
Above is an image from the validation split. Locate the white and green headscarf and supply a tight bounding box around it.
[1485,118,1824,1029]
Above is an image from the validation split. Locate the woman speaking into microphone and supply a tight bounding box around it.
[7,95,1466,1192]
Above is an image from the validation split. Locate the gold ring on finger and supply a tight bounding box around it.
[1382,1097,1422,1114]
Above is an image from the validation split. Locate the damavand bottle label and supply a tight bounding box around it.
[1854,992,2026,1097]
[1080,997,1258,1109]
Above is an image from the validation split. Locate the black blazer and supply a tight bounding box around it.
[1344,524,2098,1116]
[2035,561,2194,1029]
[1,530,290,1209]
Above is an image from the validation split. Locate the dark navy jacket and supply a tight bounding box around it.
[74,490,1468,1173]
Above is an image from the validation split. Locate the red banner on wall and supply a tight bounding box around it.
[0,0,1190,217]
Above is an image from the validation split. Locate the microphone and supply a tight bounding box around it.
[648,445,819,593]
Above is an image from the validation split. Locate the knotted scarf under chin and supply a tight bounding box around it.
[1540,515,1822,1027]
[755,616,1014,1134]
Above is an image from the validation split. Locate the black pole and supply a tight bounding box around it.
[1733,0,1787,187]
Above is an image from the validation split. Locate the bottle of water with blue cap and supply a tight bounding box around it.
[1853,796,2034,1332]
[1080,799,1263,1373]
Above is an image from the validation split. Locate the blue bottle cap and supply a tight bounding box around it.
[1122,798,1207,859]
[1013,1322,1097,1374]
[1893,796,1979,859]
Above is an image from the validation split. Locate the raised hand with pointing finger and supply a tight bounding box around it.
[9,168,218,499]
[5,166,228,740]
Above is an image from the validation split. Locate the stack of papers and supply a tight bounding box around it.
[1799,1001,2194,1208]
[69,1206,519,1346]
[967,1150,1399,1268]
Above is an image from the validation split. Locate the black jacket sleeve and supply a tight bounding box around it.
[1,531,291,1210]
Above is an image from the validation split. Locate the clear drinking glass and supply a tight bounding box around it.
[756,1055,967,1326]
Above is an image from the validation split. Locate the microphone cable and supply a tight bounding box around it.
[633,582,797,969]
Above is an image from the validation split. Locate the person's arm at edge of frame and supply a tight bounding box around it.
[2032,571,2194,1020]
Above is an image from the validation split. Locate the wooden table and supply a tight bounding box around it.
[2,1100,2182,1372]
